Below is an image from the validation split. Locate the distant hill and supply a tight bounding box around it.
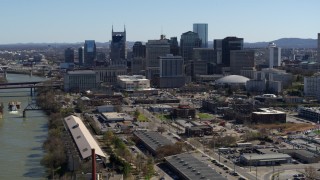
[244,38,317,49]
[0,38,316,49]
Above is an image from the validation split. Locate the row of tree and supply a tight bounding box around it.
[37,88,69,178]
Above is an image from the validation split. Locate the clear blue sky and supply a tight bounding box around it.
[1,0,319,44]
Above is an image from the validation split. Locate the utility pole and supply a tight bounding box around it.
[255,166,258,180]
[249,155,252,172]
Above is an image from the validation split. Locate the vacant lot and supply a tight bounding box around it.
[252,123,316,134]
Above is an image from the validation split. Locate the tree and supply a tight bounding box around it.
[156,143,183,158]
[210,135,237,148]
[134,110,140,118]
[143,157,155,180]
[304,166,317,180]
[157,127,166,134]
[103,130,114,145]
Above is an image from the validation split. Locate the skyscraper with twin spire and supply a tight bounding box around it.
[110,26,127,62]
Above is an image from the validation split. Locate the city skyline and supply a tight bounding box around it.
[1,0,319,44]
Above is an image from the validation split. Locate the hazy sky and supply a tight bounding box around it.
[1,0,319,44]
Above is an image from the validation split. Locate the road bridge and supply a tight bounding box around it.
[0,81,63,96]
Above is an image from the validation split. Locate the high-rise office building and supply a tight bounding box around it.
[193,23,208,48]
[318,33,320,63]
[159,54,184,77]
[268,42,281,68]
[132,41,146,58]
[221,36,244,67]
[145,36,170,79]
[78,47,84,66]
[214,39,223,50]
[230,50,255,75]
[64,48,74,63]
[169,37,179,56]
[84,40,96,67]
[132,41,146,75]
[110,27,127,62]
[158,54,185,88]
[180,31,201,61]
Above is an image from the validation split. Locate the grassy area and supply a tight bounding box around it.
[156,114,171,121]
[313,130,320,134]
[197,113,214,119]
[137,113,148,122]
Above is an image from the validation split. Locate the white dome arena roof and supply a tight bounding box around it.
[215,75,249,85]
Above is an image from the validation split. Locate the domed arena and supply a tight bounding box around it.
[215,75,249,86]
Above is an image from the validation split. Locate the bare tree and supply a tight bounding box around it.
[304,166,317,180]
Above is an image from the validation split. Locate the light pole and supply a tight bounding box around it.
[249,155,252,172]
[218,149,221,162]
[255,166,258,180]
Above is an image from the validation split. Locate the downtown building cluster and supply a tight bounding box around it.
[61,24,320,97]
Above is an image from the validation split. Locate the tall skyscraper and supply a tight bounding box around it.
[78,47,84,66]
[169,37,179,56]
[145,36,170,79]
[318,33,320,63]
[180,31,202,61]
[132,41,146,58]
[268,42,281,68]
[221,36,243,67]
[64,48,74,63]
[132,42,146,75]
[158,54,185,88]
[193,23,208,48]
[84,40,96,67]
[230,50,255,75]
[214,39,223,50]
[159,54,184,77]
[110,27,127,62]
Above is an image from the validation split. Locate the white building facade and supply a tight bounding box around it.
[117,75,150,91]
[64,70,98,92]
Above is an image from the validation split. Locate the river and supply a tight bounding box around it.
[0,74,48,179]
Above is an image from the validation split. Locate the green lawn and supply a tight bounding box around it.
[137,113,148,122]
[313,130,320,135]
[197,113,214,119]
[156,114,171,121]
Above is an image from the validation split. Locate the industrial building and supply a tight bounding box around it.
[298,106,320,122]
[133,131,173,155]
[279,149,320,164]
[63,115,106,160]
[165,153,226,180]
[101,112,133,123]
[185,125,213,137]
[251,108,286,124]
[239,153,292,166]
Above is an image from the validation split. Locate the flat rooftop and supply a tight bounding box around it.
[253,108,286,115]
[101,112,132,121]
[242,153,291,161]
[165,153,226,180]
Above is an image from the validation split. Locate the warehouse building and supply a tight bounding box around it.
[240,153,292,166]
[133,131,173,155]
[165,153,226,180]
[279,149,320,164]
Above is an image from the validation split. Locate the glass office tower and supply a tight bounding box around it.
[193,23,208,48]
